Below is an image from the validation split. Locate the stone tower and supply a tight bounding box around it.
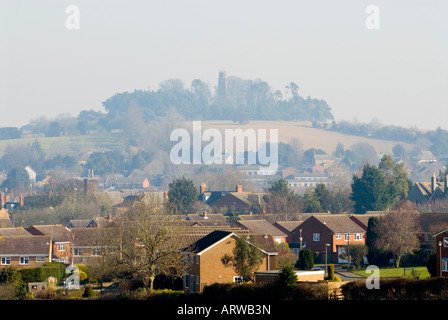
[218,70,227,98]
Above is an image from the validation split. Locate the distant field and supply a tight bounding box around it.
[198,121,415,156]
[0,133,121,156]
[0,121,414,157]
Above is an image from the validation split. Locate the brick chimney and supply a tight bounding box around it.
[236,185,243,193]
[163,192,168,200]
[0,193,5,208]
[20,194,24,207]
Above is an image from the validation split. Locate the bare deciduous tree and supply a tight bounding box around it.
[374,201,421,268]
[99,195,190,292]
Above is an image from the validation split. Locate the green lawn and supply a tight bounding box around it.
[351,266,431,279]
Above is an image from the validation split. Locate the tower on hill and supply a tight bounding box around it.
[218,70,227,98]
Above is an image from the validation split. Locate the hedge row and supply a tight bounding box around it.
[341,277,448,300]
[18,263,66,284]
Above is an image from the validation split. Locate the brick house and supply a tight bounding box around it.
[433,228,448,277]
[273,221,303,245]
[71,228,105,265]
[183,230,277,292]
[232,219,287,244]
[0,235,52,270]
[27,225,73,265]
[292,215,366,263]
[199,184,269,214]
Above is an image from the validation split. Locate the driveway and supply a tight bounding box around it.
[333,265,365,281]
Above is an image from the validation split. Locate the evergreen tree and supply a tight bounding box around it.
[168,177,198,213]
[351,163,389,214]
[295,248,314,270]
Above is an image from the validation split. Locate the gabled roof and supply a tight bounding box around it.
[310,215,366,233]
[432,228,448,238]
[187,230,277,256]
[189,230,234,254]
[234,220,287,238]
[27,225,72,242]
[273,221,303,232]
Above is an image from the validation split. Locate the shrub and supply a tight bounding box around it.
[148,289,186,300]
[426,253,437,277]
[327,264,335,281]
[341,277,448,300]
[295,249,314,270]
[76,265,90,282]
[83,285,96,298]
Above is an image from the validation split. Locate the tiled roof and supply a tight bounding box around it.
[312,215,365,233]
[0,235,51,255]
[188,230,233,254]
[0,227,32,236]
[27,225,72,242]
[235,220,287,237]
[274,221,303,232]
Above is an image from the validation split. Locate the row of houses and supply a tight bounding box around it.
[2,205,448,292]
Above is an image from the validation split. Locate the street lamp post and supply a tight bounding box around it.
[299,229,303,251]
[325,243,330,276]
[439,241,443,277]
[347,231,350,271]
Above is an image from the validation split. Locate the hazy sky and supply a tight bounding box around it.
[1,0,447,130]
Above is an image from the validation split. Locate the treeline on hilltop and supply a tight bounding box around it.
[101,78,333,124]
[1,76,333,138]
[1,75,448,160]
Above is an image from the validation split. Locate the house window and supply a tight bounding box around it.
[196,275,200,286]
[443,259,448,272]
[58,244,66,251]
[233,276,243,284]
[443,237,448,247]
[92,248,100,256]
[1,257,10,265]
[344,234,350,241]
[354,233,362,241]
[190,275,195,292]
[74,248,83,256]
[20,256,29,265]
[335,234,341,239]
[196,256,199,264]
[36,256,46,263]
[313,233,320,242]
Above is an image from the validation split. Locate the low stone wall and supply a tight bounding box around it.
[254,269,325,284]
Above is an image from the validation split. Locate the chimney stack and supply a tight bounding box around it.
[445,174,448,193]
[0,193,5,208]
[20,194,24,207]
[200,182,207,194]
[236,185,243,193]
[431,173,437,193]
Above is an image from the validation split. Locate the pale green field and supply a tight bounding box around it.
[0,133,121,156]
[0,120,415,157]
